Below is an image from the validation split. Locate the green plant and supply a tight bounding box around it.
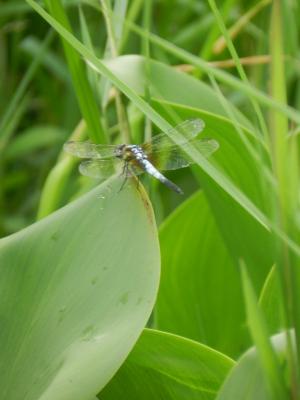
[0,0,299,399]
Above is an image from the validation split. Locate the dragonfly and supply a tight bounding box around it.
[64,119,219,195]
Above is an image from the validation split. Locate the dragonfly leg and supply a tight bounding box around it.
[121,160,127,176]
[118,162,129,192]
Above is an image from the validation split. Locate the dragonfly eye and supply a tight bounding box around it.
[114,144,125,158]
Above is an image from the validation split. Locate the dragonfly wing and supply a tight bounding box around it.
[64,141,117,159]
[142,119,205,153]
[79,159,119,179]
[150,138,219,171]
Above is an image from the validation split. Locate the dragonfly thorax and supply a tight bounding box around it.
[115,144,147,162]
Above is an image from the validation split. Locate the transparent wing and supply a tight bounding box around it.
[79,159,119,179]
[149,138,219,171]
[142,118,205,153]
[64,119,204,159]
[64,141,117,159]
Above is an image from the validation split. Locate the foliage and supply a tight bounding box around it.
[0,0,299,399]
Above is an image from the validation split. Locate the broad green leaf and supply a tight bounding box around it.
[0,176,160,400]
[217,331,294,400]
[156,191,246,358]
[193,180,272,288]
[153,101,273,287]
[104,55,251,129]
[99,329,234,400]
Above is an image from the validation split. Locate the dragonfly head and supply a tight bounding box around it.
[114,144,126,159]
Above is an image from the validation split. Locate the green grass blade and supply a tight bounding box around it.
[241,263,288,399]
[207,0,269,140]
[268,3,300,391]
[100,0,130,142]
[20,36,70,84]
[119,0,143,52]
[0,95,29,155]
[259,265,285,335]
[111,0,128,51]
[0,30,54,138]
[269,0,288,201]
[0,96,29,235]
[78,6,101,104]
[199,0,234,61]
[213,0,271,55]
[141,0,153,143]
[100,0,128,110]
[125,20,300,125]
[44,0,107,143]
